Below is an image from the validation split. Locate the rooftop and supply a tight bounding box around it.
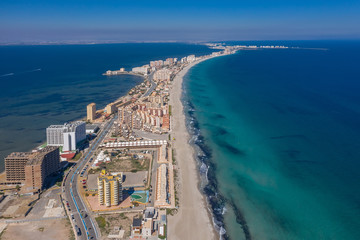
[142,218,152,229]
[86,124,100,131]
[26,146,59,165]
[133,218,141,227]
[98,172,122,183]
[144,207,155,219]
[47,125,64,129]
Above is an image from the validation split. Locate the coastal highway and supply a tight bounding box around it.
[143,72,156,97]
[63,115,117,240]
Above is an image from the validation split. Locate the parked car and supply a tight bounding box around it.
[75,225,81,236]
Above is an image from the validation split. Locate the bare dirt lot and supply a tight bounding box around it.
[0,194,38,218]
[105,155,150,172]
[27,188,64,219]
[1,218,74,240]
[96,212,141,240]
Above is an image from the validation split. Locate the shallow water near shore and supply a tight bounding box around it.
[184,40,360,239]
[0,43,214,171]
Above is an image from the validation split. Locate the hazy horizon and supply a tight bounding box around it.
[1,0,360,43]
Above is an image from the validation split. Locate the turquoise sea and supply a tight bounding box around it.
[184,41,360,239]
[2,41,360,240]
[0,43,214,171]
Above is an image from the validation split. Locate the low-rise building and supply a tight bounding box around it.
[155,164,168,207]
[85,124,100,134]
[142,218,153,237]
[131,218,142,236]
[162,114,170,131]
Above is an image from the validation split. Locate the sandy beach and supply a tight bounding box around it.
[168,58,217,240]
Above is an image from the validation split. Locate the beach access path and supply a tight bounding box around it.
[168,58,217,240]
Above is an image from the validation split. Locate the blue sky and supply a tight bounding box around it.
[0,0,359,42]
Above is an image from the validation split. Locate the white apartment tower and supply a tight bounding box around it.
[46,121,86,151]
[46,125,64,146]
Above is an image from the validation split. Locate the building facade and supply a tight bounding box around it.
[5,152,32,183]
[132,65,150,75]
[62,122,86,151]
[155,164,168,207]
[24,146,60,192]
[47,121,86,151]
[46,125,64,146]
[105,103,116,115]
[187,55,196,63]
[87,103,96,122]
[5,146,60,192]
[162,114,170,131]
[98,172,123,207]
[153,69,172,82]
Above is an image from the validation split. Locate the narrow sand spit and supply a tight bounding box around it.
[168,58,219,240]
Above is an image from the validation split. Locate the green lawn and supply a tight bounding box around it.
[73,152,82,161]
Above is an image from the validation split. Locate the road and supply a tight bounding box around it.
[62,70,155,239]
[133,129,168,140]
[148,149,158,207]
[143,72,156,97]
[63,115,117,240]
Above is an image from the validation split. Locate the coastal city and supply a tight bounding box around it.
[0,44,284,240]
[1,0,359,239]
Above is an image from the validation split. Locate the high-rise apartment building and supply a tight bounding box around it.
[62,122,86,151]
[132,65,150,75]
[186,55,196,63]
[5,152,32,183]
[98,172,123,207]
[105,103,116,115]
[5,146,60,192]
[133,113,143,130]
[87,103,96,122]
[24,146,60,192]
[46,121,86,151]
[153,69,172,82]
[123,109,133,126]
[46,125,64,146]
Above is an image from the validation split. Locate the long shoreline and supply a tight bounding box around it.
[168,55,227,240]
[0,43,233,238]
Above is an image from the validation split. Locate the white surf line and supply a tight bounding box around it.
[0,68,41,78]
[0,73,14,77]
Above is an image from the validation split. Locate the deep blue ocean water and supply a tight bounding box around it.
[184,41,360,239]
[0,43,214,171]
